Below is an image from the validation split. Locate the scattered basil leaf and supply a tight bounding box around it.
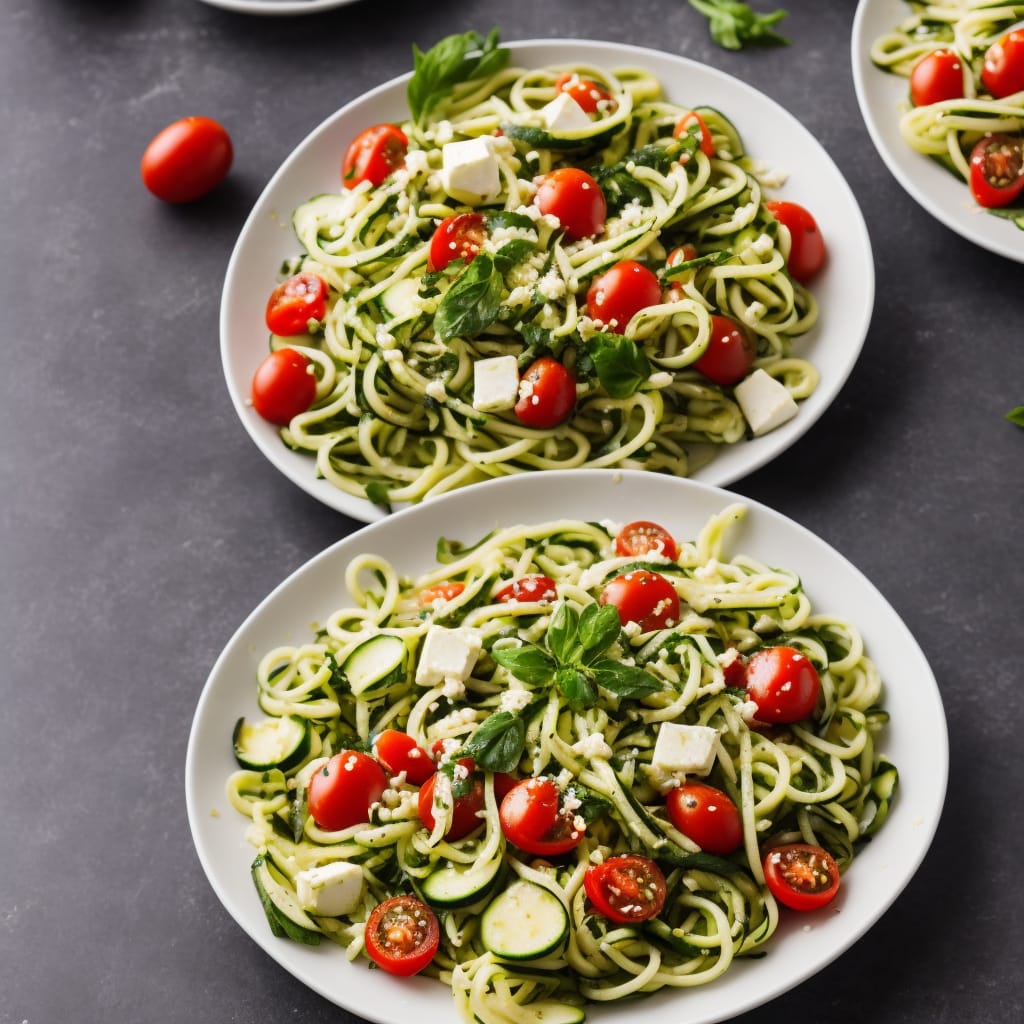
[1007,405,1024,427]
[434,253,503,341]
[587,332,652,398]
[461,711,526,773]
[491,644,558,686]
[365,480,392,512]
[589,658,664,698]
[565,783,612,824]
[688,0,789,51]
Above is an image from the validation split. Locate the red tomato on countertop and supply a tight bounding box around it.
[140,116,233,203]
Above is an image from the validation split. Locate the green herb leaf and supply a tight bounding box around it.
[547,601,581,665]
[557,665,597,710]
[491,644,558,686]
[688,0,789,51]
[578,603,622,663]
[589,658,664,699]
[1006,405,1024,427]
[435,253,503,341]
[461,711,527,773]
[365,480,392,512]
[565,783,613,823]
[408,28,509,125]
[587,332,652,398]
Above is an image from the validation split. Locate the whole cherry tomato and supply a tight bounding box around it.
[250,348,317,426]
[428,213,486,271]
[981,29,1024,99]
[494,575,558,603]
[586,260,662,334]
[342,124,408,190]
[514,356,576,428]
[909,49,964,106]
[534,168,607,241]
[692,314,757,386]
[364,895,440,975]
[554,73,614,113]
[372,730,434,785]
[600,569,680,632]
[265,272,328,336]
[140,116,233,203]
[666,782,743,855]
[744,646,821,723]
[417,766,485,840]
[764,201,827,283]
[498,777,585,856]
[307,751,387,832]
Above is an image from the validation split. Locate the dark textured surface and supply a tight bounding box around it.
[2,1,1022,1022]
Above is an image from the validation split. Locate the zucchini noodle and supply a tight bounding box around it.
[267,55,821,509]
[226,505,897,1022]
[870,1,1024,213]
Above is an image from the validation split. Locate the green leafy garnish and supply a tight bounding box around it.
[461,711,528,772]
[586,332,652,399]
[688,0,789,51]
[434,253,503,341]
[1006,405,1024,427]
[492,600,663,711]
[408,28,509,125]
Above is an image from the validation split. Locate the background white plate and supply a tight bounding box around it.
[852,0,1024,263]
[221,39,874,523]
[195,0,361,15]
[186,469,947,1024]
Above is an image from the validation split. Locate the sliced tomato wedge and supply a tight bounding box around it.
[763,842,840,911]
[969,134,1024,209]
[365,895,440,975]
[583,854,666,923]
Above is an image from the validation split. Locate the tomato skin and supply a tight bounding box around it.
[418,581,466,607]
[265,272,328,336]
[494,575,558,604]
[342,123,408,190]
[554,73,614,113]
[744,646,821,723]
[514,356,577,429]
[666,782,743,855]
[663,244,699,302]
[763,843,840,911]
[909,49,964,106]
[615,521,680,561]
[673,110,715,158]
[968,134,1024,208]
[981,29,1024,99]
[417,767,485,840]
[307,751,387,832]
[600,569,680,632]
[427,213,486,271]
[365,895,440,975]
[140,116,233,204]
[251,348,317,426]
[764,201,827,283]
[583,855,667,923]
[499,777,585,856]
[586,260,663,334]
[692,314,757,386]
[534,168,607,241]
[372,730,434,786]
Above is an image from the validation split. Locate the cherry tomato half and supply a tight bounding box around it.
[600,569,680,632]
[365,895,440,975]
[763,842,840,911]
[534,167,607,241]
[514,356,576,429]
[372,730,434,786]
[615,521,680,561]
[494,575,558,604]
[428,213,486,271]
[583,854,667,923]
[909,49,964,107]
[499,777,585,856]
[666,782,743,856]
[969,133,1024,208]
[692,314,757,386]
[764,201,827,283]
[417,766,485,840]
[554,73,614,114]
[251,348,317,426]
[418,581,466,608]
[981,29,1024,99]
[744,645,821,723]
[663,244,699,302]
[342,123,408,190]
[307,751,387,832]
[265,272,328,336]
[586,260,662,334]
[673,110,715,158]
[140,116,233,204]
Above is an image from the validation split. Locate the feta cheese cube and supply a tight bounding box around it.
[539,92,592,134]
[651,722,719,776]
[473,355,520,412]
[734,369,799,436]
[415,625,482,687]
[294,861,364,917]
[440,137,501,205]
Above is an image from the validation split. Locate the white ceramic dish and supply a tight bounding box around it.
[852,0,1024,263]
[186,469,947,1024]
[195,0,359,15]
[221,39,874,523]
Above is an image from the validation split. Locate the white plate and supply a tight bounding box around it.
[852,0,1024,262]
[186,469,947,1024]
[221,39,874,522]
[195,0,360,14]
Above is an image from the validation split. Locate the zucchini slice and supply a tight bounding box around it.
[379,277,423,321]
[480,879,569,960]
[251,854,322,945]
[418,855,504,909]
[233,715,310,772]
[342,634,407,696]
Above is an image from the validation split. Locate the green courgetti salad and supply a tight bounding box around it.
[226,504,897,1023]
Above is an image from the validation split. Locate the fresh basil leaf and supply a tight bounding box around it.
[461,711,526,773]
[587,332,651,399]
[486,211,537,233]
[578,603,622,663]
[557,666,597,710]
[365,480,392,512]
[565,783,612,823]
[494,239,538,274]
[590,658,664,699]
[491,644,557,686]
[1006,405,1024,427]
[547,601,581,665]
[435,253,503,341]
[688,0,789,52]
[408,28,509,125]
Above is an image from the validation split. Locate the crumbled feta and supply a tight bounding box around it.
[415,626,482,687]
[734,369,799,436]
[651,722,719,776]
[425,379,447,401]
[572,732,614,761]
[498,686,533,714]
[294,861,364,917]
[473,355,520,412]
[441,137,501,205]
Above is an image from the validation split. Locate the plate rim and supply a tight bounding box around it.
[186,469,948,1024]
[220,37,875,522]
[851,0,1024,263]
[194,0,361,15]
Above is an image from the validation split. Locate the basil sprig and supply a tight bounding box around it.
[492,600,664,712]
[408,28,509,125]
[688,0,789,51]
[586,332,652,399]
[460,711,528,773]
[434,254,503,341]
